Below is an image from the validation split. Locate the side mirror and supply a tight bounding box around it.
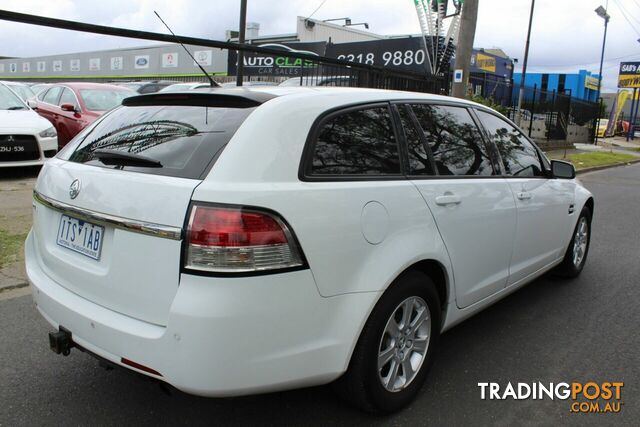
[551,160,575,179]
[60,103,78,113]
[27,99,38,109]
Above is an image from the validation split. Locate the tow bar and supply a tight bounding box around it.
[48,327,74,356]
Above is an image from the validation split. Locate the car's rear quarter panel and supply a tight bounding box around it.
[194,91,455,300]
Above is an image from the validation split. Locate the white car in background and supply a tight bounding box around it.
[26,87,593,413]
[158,82,217,92]
[0,82,57,167]
[0,80,37,102]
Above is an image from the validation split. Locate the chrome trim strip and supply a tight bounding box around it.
[33,190,182,241]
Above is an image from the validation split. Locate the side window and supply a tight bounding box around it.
[37,89,48,101]
[410,104,494,176]
[58,88,78,109]
[139,85,157,94]
[43,86,62,105]
[475,110,544,177]
[397,105,433,175]
[310,106,401,176]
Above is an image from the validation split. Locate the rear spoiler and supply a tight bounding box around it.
[122,90,278,109]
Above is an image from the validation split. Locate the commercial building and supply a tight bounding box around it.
[468,48,515,101]
[513,70,600,102]
[0,17,394,82]
[0,16,513,88]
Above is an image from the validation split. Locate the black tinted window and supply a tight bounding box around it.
[410,104,493,176]
[476,110,544,177]
[310,106,400,176]
[68,105,254,179]
[398,105,433,175]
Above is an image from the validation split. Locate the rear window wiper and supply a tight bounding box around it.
[93,149,163,168]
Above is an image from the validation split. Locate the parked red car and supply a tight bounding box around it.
[30,83,135,147]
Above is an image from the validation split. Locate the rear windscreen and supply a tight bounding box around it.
[67,105,255,179]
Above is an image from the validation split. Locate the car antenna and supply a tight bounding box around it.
[154,11,218,87]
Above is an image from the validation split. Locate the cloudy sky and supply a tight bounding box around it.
[0,0,638,91]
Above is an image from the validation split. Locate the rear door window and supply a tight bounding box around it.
[43,86,62,105]
[58,88,78,109]
[308,106,401,176]
[67,104,255,179]
[475,110,545,177]
[409,104,494,176]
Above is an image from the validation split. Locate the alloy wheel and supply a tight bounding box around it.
[377,296,431,392]
[572,217,589,268]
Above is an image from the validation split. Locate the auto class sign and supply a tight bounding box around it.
[618,62,640,88]
[227,42,326,76]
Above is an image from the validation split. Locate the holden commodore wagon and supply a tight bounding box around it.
[26,87,593,413]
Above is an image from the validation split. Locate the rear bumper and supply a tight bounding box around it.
[25,231,379,397]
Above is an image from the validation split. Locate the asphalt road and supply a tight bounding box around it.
[1,164,639,426]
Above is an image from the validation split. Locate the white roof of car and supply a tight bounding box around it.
[0,80,27,87]
[194,86,482,109]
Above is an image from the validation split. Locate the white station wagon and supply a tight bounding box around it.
[26,87,593,413]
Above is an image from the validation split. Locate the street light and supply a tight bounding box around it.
[594,4,610,144]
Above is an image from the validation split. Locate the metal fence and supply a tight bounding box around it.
[469,74,600,143]
[0,10,447,94]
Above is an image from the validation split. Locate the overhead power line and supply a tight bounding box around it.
[307,0,329,20]
[611,0,640,36]
[532,52,640,69]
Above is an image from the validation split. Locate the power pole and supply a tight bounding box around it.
[236,0,247,86]
[515,0,536,126]
[451,0,479,98]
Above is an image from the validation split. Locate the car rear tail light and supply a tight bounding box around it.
[185,204,304,273]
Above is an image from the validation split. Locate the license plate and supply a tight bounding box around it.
[0,143,26,153]
[56,214,104,260]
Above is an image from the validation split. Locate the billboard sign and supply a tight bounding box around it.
[585,75,599,91]
[162,52,178,68]
[111,57,123,71]
[134,55,150,69]
[325,38,428,73]
[193,50,212,66]
[89,58,101,71]
[472,52,496,73]
[618,62,640,88]
[227,42,326,76]
[225,38,514,79]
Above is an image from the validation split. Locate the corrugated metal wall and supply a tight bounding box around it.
[0,43,228,81]
[296,17,384,44]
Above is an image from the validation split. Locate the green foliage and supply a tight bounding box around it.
[467,95,509,115]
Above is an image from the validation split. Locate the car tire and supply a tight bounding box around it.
[555,205,592,278]
[334,270,441,413]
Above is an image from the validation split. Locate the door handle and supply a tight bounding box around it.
[435,194,461,206]
[517,191,532,200]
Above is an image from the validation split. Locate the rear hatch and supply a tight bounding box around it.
[30,92,264,325]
